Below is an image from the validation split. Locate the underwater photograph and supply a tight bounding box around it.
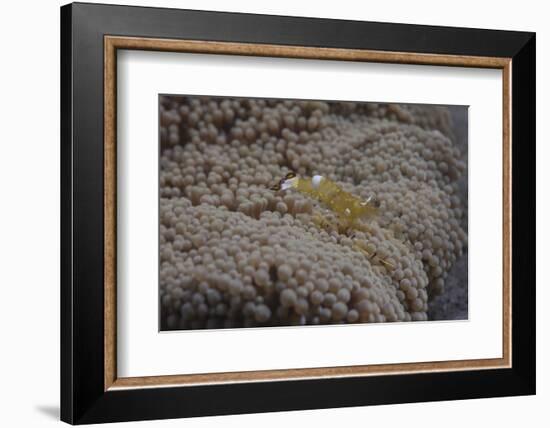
[159,95,468,331]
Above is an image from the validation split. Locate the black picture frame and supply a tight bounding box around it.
[61,2,535,424]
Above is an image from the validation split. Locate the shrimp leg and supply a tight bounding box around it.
[352,239,396,270]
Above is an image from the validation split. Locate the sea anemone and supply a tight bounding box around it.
[159,96,467,330]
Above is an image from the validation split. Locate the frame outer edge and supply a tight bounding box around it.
[60,3,74,424]
[510,33,536,391]
[74,2,533,58]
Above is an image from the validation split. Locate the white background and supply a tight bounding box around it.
[0,0,546,427]
[118,51,502,377]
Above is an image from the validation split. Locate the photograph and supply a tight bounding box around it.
[159,95,468,330]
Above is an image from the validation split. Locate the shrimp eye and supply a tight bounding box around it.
[285,171,296,179]
[270,183,281,191]
[363,195,380,208]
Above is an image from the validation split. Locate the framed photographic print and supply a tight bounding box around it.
[60,2,535,424]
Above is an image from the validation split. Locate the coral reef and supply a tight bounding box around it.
[159,96,467,330]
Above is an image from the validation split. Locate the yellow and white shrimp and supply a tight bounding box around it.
[271,172,395,269]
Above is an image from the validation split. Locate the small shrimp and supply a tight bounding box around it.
[272,172,379,229]
[271,172,395,270]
